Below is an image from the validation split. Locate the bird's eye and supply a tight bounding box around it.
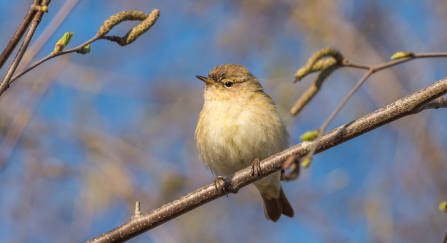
[224,81,234,87]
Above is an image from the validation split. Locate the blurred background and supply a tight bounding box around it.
[0,0,446,242]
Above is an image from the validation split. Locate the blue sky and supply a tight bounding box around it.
[0,1,446,243]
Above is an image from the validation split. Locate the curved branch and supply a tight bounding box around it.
[88,78,447,243]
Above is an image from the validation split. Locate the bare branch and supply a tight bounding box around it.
[7,9,160,90]
[0,0,51,96]
[8,36,99,85]
[289,49,447,172]
[297,69,373,168]
[18,0,80,71]
[88,77,447,243]
[0,0,41,69]
[418,97,447,111]
[441,226,447,243]
[0,57,68,171]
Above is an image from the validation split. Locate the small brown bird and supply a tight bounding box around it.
[195,64,294,222]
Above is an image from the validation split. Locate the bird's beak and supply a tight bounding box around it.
[196,75,215,85]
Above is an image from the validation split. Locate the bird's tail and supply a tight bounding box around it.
[260,187,294,222]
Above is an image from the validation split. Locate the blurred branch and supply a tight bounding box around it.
[0,0,51,97]
[292,49,447,116]
[0,0,78,171]
[0,0,42,68]
[0,57,68,171]
[288,48,447,173]
[88,77,447,243]
[439,204,447,243]
[442,227,447,243]
[0,9,160,97]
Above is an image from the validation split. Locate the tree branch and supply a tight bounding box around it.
[0,0,51,97]
[88,77,447,243]
[418,97,447,111]
[6,9,160,90]
[441,226,447,243]
[0,0,41,69]
[289,49,447,171]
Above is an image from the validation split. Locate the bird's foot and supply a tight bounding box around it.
[250,158,262,178]
[281,155,300,181]
[213,176,227,195]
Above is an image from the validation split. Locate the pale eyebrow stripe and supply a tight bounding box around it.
[221,77,249,84]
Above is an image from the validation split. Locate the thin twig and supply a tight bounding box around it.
[0,0,41,69]
[0,57,68,171]
[293,51,447,170]
[0,0,78,171]
[441,226,447,243]
[0,0,78,170]
[0,0,51,97]
[341,60,369,70]
[17,0,80,72]
[300,70,373,164]
[88,77,447,243]
[345,52,447,72]
[9,36,100,84]
[8,9,160,88]
[419,97,447,110]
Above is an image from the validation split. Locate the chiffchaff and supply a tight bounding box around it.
[195,64,294,222]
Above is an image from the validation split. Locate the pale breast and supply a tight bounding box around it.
[195,92,289,176]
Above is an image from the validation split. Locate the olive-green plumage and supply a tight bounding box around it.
[195,64,294,222]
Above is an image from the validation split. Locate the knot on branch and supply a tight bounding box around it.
[98,9,160,46]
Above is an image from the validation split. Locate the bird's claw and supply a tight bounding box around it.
[213,176,227,195]
[250,158,262,177]
[281,155,300,181]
